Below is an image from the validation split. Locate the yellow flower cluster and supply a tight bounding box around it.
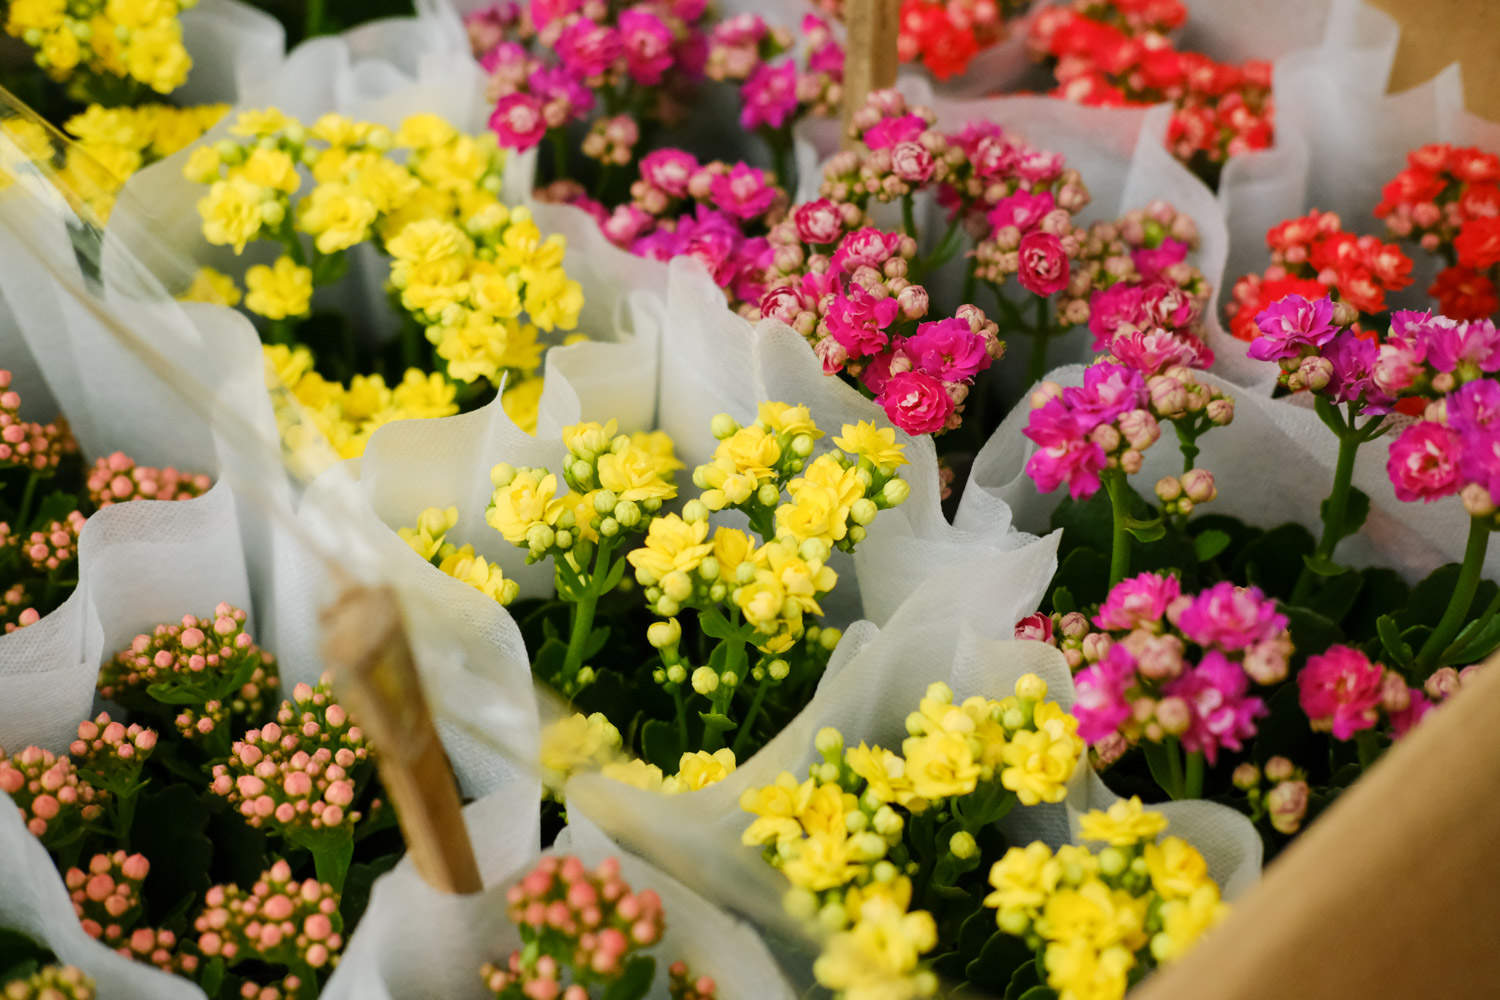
[741,675,1085,1000]
[53,102,227,220]
[398,504,519,606]
[258,344,459,471]
[0,116,56,191]
[985,797,1229,1000]
[537,712,736,798]
[5,0,195,99]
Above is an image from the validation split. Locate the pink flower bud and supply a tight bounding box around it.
[1181,468,1216,503]
[1267,779,1309,834]
[1264,756,1295,782]
[1232,762,1260,789]
[1155,697,1192,735]
[1425,666,1461,701]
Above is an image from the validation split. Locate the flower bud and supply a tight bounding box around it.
[881,478,910,507]
[768,659,790,680]
[1424,666,1461,701]
[1267,779,1309,835]
[1207,397,1235,425]
[710,413,738,439]
[1058,612,1089,639]
[1232,763,1260,790]
[814,727,844,759]
[1461,484,1497,518]
[783,887,818,922]
[1015,673,1048,701]
[1331,300,1358,326]
[614,500,642,528]
[1155,476,1183,502]
[850,498,878,526]
[872,805,903,838]
[948,831,978,860]
[647,618,681,650]
[1298,355,1333,392]
[690,667,718,696]
[1181,468,1216,503]
[756,483,780,507]
[1263,756,1295,782]
[1155,696,1191,735]
[681,499,710,523]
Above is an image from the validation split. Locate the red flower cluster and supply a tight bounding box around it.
[896,0,1000,80]
[1226,210,1414,342]
[1376,143,1500,320]
[1028,0,1273,172]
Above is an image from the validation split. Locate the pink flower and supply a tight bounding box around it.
[903,317,991,382]
[1139,282,1197,332]
[1023,399,1109,499]
[1017,231,1069,296]
[1072,645,1135,745]
[1016,147,1065,184]
[489,93,548,150]
[825,286,897,359]
[1165,652,1266,764]
[877,371,954,436]
[601,204,654,246]
[709,163,777,221]
[1095,572,1181,631]
[1421,316,1500,374]
[862,113,926,150]
[1174,582,1286,652]
[529,0,581,30]
[1248,294,1338,361]
[1109,328,1212,374]
[792,199,843,245]
[529,66,594,125]
[619,8,674,85]
[988,190,1055,236]
[1386,421,1463,502]
[831,228,905,274]
[639,149,699,198]
[1372,339,1426,396]
[741,60,798,131]
[1014,612,1054,643]
[1322,331,1383,407]
[1298,644,1385,741]
[890,141,935,184]
[1388,688,1432,739]
[1088,283,1145,348]
[1062,362,1146,427]
[1131,239,1189,281]
[556,19,622,80]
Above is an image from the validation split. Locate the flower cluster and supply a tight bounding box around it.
[86,451,212,507]
[1376,143,1500,319]
[0,582,39,633]
[744,675,1083,999]
[893,0,1015,80]
[208,677,371,845]
[986,797,1229,999]
[19,511,85,572]
[1028,0,1273,174]
[194,859,344,973]
[0,369,75,473]
[1231,756,1310,835]
[538,711,739,796]
[399,504,520,606]
[66,850,149,947]
[95,603,280,748]
[0,746,103,847]
[3,0,194,101]
[59,103,227,220]
[2,965,96,1000]
[1226,211,1414,342]
[68,712,157,789]
[708,13,844,136]
[1069,573,1288,767]
[1297,645,1435,742]
[1247,292,1396,407]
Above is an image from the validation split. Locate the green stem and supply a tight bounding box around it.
[1289,399,1364,604]
[768,128,794,196]
[1416,516,1491,669]
[901,195,917,240]
[1181,749,1204,800]
[305,834,354,892]
[961,259,977,305]
[560,537,615,681]
[731,676,771,760]
[671,684,688,748]
[549,128,569,181]
[1178,422,1200,473]
[15,471,39,529]
[303,0,327,39]
[1027,326,1050,386]
[1104,473,1132,588]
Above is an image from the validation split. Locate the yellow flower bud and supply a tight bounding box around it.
[1015,673,1048,701]
[710,413,738,439]
[949,831,978,860]
[647,618,681,649]
[691,667,719,696]
[882,477,910,507]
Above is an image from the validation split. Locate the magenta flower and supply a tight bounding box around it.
[619,8,674,85]
[1139,282,1197,332]
[1023,399,1109,498]
[1062,362,1146,427]
[890,141,935,184]
[741,60,798,130]
[1322,331,1384,408]
[1088,283,1145,348]
[825,286,898,359]
[556,19,622,80]
[1014,612,1054,643]
[1388,688,1432,739]
[1421,316,1500,374]
[1386,421,1463,502]
[601,204,654,246]
[1447,378,1500,435]
[1248,294,1339,361]
[1016,147,1065,184]
[489,93,548,150]
[1165,652,1266,765]
[529,65,594,124]
[1072,645,1136,745]
[1017,231,1069,296]
[987,190,1054,235]
[792,199,844,245]
[904,317,991,382]
[1109,328,1212,375]
[1298,644,1385,741]
[830,228,906,274]
[709,163,777,221]
[639,149,699,198]
[862,113,926,150]
[1174,582,1286,652]
[528,0,581,30]
[877,370,954,436]
[1131,238,1189,281]
[1094,572,1181,632]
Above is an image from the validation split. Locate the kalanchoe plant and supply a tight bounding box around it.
[1,961,96,1000]
[1231,756,1310,836]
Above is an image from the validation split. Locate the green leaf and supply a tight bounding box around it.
[602,955,656,1000]
[1004,957,1044,1000]
[130,784,213,928]
[1017,988,1059,1000]
[1050,586,1078,617]
[957,908,995,959]
[142,681,212,706]
[340,853,403,931]
[1376,614,1414,668]
[640,719,685,771]
[205,800,270,888]
[1253,685,1321,766]
[1050,548,1111,609]
[582,625,611,661]
[1284,606,1343,658]
[697,712,736,736]
[198,956,225,998]
[1049,490,1116,556]
[1322,487,1371,539]
[1308,567,1364,626]
[1124,516,1167,543]
[1342,568,1410,641]
[1400,564,1464,629]
[530,636,569,686]
[1301,553,1348,578]
[32,490,80,530]
[964,931,1033,991]
[1193,529,1231,563]
[598,558,627,594]
[1447,614,1500,665]
[0,927,51,984]
[1234,523,1315,600]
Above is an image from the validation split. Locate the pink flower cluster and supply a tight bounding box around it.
[1070,573,1288,764]
[0,580,38,632]
[0,369,76,473]
[69,712,157,786]
[481,855,667,998]
[1248,293,1393,407]
[115,925,197,977]
[707,14,843,131]
[1232,756,1309,835]
[195,859,344,972]
[66,851,150,947]
[1297,645,1434,741]
[0,745,103,846]
[3,964,97,1000]
[1023,362,1161,498]
[86,452,212,508]
[19,511,85,572]
[668,960,719,1000]
[209,677,370,840]
[96,604,279,734]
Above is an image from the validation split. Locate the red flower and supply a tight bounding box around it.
[1460,182,1500,221]
[1375,167,1444,218]
[1429,266,1500,320]
[1456,217,1500,270]
[1452,146,1500,184]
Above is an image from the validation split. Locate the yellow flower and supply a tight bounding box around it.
[758,401,822,439]
[486,468,566,544]
[597,444,676,503]
[123,24,191,94]
[601,758,666,792]
[781,832,865,892]
[664,748,736,793]
[390,369,459,420]
[902,731,981,801]
[182,144,221,184]
[231,107,293,137]
[985,843,1058,919]
[628,430,684,475]
[263,343,314,389]
[1043,939,1135,1000]
[795,781,851,839]
[739,771,804,847]
[150,104,224,157]
[438,544,518,605]
[297,182,377,254]
[234,146,300,194]
[813,897,937,1000]
[6,0,65,34]
[843,875,915,925]
[999,727,1080,806]
[539,711,621,787]
[244,256,313,321]
[1040,879,1147,952]
[386,218,473,311]
[434,312,511,384]
[845,743,920,809]
[1046,844,1101,886]
[626,514,712,584]
[180,267,240,307]
[398,505,458,561]
[697,425,780,508]
[775,481,849,545]
[64,105,147,149]
[1144,836,1211,901]
[522,266,583,331]
[709,526,754,581]
[198,176,273,253]
[501,376,545,435]
[310,113,372,147]
[562,419,619,460]
[416,133,492,193]
[395,113,458,150]
[1150,884,1227,964]
[1078,797,1170,848]
[834,420,908,473]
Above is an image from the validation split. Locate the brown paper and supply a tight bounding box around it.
[1369,0,1500,121]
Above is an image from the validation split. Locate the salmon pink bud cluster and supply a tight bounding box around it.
[1376,143,1500,319]
[1023,361,1161,498]
[0,745,104,847]
[1027,0,1272,172]
[96,604,279,739]
[115,925,197,977]
[1227,211,1414,343]
[2,965,97,1000]
[0,581,38,633]
[66,851,149,947]
[208,676,370,841]
[481,854,667,998]
[1298,645,1433,742]
[19,511,85,572]
[85,451,212,507]
[1071,574,1289,763]
[195,859,344,973]
[0,371,76,473]
[69,712,157,787]
[667,960,719,1000]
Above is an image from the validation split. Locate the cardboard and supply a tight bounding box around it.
[1370,0,1500,121]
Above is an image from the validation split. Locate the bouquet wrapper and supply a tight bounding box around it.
[176,0,287,105]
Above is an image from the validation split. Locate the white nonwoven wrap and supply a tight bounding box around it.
[957,363,1500,585]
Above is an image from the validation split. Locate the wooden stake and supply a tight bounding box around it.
[1132,651,1500,1000]
[841,0,902,147]
[320,585,483,896]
